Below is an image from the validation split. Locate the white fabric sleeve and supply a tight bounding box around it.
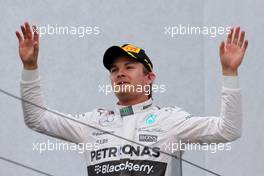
[20,68,92,143]
[167,76,242,143]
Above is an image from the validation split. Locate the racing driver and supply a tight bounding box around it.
[16,22,248,176]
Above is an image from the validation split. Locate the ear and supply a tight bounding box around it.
[109,72,114,84]
[146,72,156,84]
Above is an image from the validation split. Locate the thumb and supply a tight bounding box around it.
[219,41,225,56]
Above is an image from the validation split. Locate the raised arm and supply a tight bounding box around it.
[167,27,248,143]
[17,22,90,143]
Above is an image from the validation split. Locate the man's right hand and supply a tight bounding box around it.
[16,22,39,70]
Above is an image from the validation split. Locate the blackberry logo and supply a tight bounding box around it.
[94,165,101,174]
[88,159,167,176]
[96,160,153,174]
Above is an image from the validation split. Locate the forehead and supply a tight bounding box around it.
[111,56,139,66]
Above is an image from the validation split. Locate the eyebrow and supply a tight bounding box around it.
[110,61,137,69]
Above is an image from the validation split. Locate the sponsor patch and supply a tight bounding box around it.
[145,113,158,125]
[122,44,141,53]
[88,159,167,176]
[139,134,158,142]
[96,138,108,145]
[92,131,114,136]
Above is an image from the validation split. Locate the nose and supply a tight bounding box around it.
[116,68,126,78]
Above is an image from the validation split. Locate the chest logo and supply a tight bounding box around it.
[99,116,114,127]
[145,113,157,125]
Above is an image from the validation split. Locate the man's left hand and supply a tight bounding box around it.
[219,27,248,76]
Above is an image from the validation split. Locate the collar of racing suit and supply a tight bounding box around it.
[115,98,153,117]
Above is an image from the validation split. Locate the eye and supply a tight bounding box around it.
[110,68,117,73]
[126,66,134,69]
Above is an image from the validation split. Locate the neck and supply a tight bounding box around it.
[117,95,149,106]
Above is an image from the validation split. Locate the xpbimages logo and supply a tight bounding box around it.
[33,24,100,38]
[32,139,99,154]
[98,83,166,95]
[164,24,231,38]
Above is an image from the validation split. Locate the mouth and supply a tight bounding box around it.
[116,81,130,85]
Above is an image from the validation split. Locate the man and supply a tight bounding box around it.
[16,22,248,176]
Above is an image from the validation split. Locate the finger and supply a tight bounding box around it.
[33,30,39,55]
[219,41,225,55]
[233,26,240,45]
[243,40,248,51]
[33,41,39,54]
[32,25,39,42]
[238,31,245,48]
[21,25,27,39]
[15,31,23,43]
[25,22,33,39]
[226,28,233,45]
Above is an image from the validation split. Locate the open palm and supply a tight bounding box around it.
[16,22,39,69]
[219,27,248,73]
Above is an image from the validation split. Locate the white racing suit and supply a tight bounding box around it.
[20,69,242,176]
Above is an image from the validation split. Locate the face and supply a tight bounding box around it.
[109,56,155,100]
